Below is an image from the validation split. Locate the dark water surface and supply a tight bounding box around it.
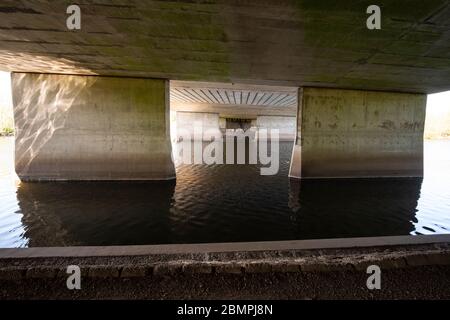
[1,137,449,248]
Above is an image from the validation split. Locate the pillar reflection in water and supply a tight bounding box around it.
[13,141,426,246]
[289,178,423,239]
[17,182,175,247]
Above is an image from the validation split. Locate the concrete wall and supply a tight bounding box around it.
[290,87,426,179]
[173,111,296,141]
[256,116,296,140]
[12,73,175,181]
[219,117,226,130]
[173,111,220,141]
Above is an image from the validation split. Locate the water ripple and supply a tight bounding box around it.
[0,138,449,247]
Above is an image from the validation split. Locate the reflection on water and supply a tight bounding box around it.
[415,140,450,235]
[0,137,449,247]
[289,178,421,239]
[16,182,175,247]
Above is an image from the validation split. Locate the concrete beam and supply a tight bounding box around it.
[12,73,175,181]
[171,102,296,119]
[1,1,450,93]
[290,87,426,179]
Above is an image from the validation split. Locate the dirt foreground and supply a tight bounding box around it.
[1,241,449,300]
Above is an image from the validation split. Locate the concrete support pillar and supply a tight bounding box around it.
[289,87,426,179]
[289,88,303,179]
[12,73,175,181]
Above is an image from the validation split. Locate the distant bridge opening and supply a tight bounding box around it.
[169,81,298,171]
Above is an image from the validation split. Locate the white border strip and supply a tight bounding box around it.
[0,234,449,259]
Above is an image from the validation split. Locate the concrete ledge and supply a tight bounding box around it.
[1,234,449,258]
[0,235,449,280]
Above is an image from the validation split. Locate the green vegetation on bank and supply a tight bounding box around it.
[425,110,450,140]
[425,132,450,140]
[0,126,14,136]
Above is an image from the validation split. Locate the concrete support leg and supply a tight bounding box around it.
[12,73,175,181]
[289,88,303,179]
[289,87,426,179]
[289,145,302,179]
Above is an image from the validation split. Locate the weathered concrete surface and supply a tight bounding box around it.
[289,88,302,178]
[292,87,426,178]
[173,111,220,141]
[257,116,296,140]
[172,111,295,141]
[2,234,450,258]
[171,103,296,119]
[170,81,297,119]
[1,1,450,93]
[0,242,449,299]
[289,145,302,179]
[171,81,298,108]
[12,73,175,181]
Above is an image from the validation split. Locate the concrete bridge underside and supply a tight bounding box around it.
[171,82,298,141]
[2,1,445,180]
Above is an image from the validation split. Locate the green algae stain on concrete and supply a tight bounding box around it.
[292,0,449,89]
[104,1,231,82]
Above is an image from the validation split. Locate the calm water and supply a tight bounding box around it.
[0,137,450,248]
